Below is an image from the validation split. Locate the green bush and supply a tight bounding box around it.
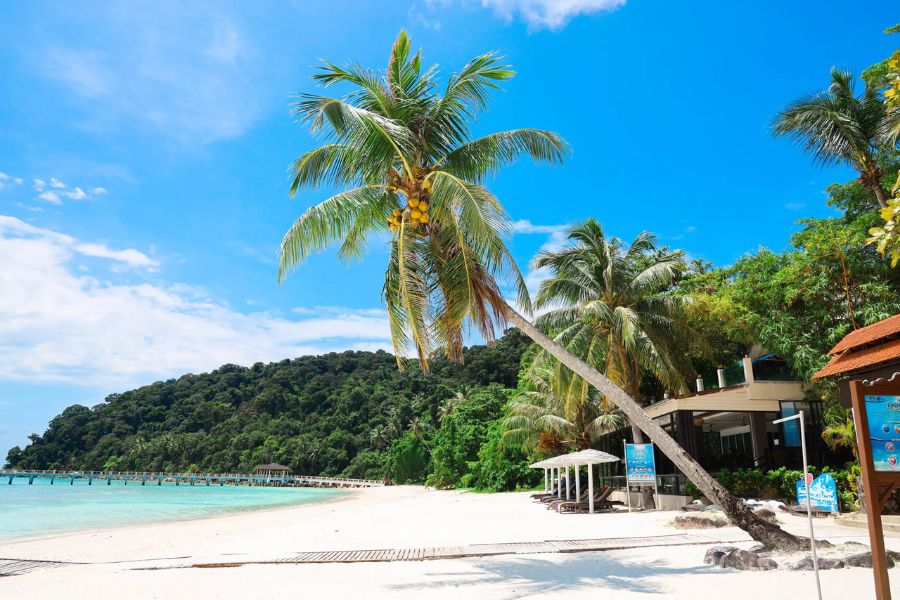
[712,465,860,511]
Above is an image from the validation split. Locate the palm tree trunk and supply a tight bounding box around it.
[505,305,806,551]
[871,182,890,209]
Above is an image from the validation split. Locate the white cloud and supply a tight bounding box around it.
[73,243,159,269]
[91,187,107,195]
[65,187,88,201]
[33,178,45,192]
[49,177,66,189]
[481,0,626,29]
[37,6,265,144]
[38,191,62,204]
[0,216,392,386]
[14,178,23,185]
[0,173,8,180]
[511,219,571,296]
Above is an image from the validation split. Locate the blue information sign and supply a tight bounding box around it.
[624,443,656,485]
[795,473,839,513]
[865,395,900,473]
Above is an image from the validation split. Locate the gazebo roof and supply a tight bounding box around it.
[256,463,290,471]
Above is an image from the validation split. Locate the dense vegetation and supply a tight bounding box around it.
[4,332,536,486]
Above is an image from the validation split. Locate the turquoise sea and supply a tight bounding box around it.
[0,479,344,541]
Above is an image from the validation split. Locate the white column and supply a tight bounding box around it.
[588,463,595,514]
[566,466,571,499]
[544,468,549,492]
[575,465,581,501]
[556,468,562,498]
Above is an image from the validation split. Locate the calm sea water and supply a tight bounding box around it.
[0,478,344,541]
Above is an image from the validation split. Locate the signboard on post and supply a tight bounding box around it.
[850,380,900,600]
[795,473,839,513]
[624,444,656,484]
[624,443,659,512]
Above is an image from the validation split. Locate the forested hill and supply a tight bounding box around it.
[5,331,530,478]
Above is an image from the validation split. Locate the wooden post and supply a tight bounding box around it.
[850,379,900,600]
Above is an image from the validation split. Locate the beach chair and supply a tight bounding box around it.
[557,486,617,513]
[546,487,589,511]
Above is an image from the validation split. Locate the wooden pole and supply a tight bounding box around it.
[850,380,893,600]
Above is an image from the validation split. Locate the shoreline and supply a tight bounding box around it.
[2,487,899,599]
[0,484,356,547]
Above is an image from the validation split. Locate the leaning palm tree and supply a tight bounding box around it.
[503,365,625,451]
[279,31,804,550]
[531,220,695,445]
[774,68,892,208]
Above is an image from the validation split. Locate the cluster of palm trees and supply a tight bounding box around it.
[276,31,898,550]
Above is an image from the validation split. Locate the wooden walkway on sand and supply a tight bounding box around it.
[0,470,382,489]
[189,533,745,568]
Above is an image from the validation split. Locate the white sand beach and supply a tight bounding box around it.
[2,486,899,599]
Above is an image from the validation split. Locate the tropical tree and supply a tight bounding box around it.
[774,68,893,208]
[503,365,625,451]
[279,30,805,549]
[821,404,858,460]
[530,220,695,446]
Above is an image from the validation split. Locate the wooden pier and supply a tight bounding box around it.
[0,469,382,488]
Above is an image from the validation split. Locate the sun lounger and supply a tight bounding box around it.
[557,486,621,513]
[546,488,589,510]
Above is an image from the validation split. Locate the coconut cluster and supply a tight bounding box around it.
[386,169,432,233]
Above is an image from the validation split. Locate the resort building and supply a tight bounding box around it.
[597,352,828,498]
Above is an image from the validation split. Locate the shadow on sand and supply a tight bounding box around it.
[387,551,725,598]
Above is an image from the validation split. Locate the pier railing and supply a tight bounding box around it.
[0,469,383,488]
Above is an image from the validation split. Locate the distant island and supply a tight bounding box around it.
[5,331,535,490]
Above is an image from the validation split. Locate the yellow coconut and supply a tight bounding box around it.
[422,179,432,190]
[418,202,429,212]
[408,197,420,208]
[419,213,429,224]
[410,209,422,220]
[393,208,401,216]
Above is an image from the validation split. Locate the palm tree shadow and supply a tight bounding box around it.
[387,552,726,597]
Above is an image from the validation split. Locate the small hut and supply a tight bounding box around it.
[812,314,900,405]
[255,463,291,478]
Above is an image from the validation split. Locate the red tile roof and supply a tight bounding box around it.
[828,314,900,355]
[812,338,900,380]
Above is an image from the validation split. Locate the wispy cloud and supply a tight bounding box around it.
[784,202,807,211]
[480,0,626,30]
[0,216,392,386]
[34,5,264,144]
[29,175,104,205]
[511,219,571,295]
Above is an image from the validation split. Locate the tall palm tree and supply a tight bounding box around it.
[531,220,695,445]
[502,365,625,451]
[279,31,803,550]
[774,68,892,208]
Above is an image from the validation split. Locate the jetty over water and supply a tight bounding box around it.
[0,469,383,488]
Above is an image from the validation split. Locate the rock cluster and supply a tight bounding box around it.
[703,547,778,571]
[673,513,726,529]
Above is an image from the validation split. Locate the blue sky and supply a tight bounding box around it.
[0,0,896,454]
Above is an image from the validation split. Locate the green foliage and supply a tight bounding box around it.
[714,466,861,511]
[426,385,509,488]
[465,419,539,492]
[387,432,429,484]
[5,332,530,477]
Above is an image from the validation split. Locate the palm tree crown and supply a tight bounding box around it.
[531,219,694,408]
[773,68,893,207]
[279,31,569,370]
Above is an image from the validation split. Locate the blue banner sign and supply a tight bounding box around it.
[865,395,900,473]
[796,473,839,513]
[625,443,656,485]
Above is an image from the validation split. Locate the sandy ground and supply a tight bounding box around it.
[2,485,899,599]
